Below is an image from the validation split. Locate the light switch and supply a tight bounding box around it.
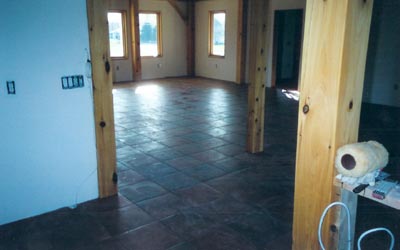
[61,75,84,90]
[6,81,16,95]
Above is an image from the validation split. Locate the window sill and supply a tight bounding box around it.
[111,56,129,60]
[208,54,225,59]
[141,55,163,59]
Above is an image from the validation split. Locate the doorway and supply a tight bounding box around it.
[272,9,303,90]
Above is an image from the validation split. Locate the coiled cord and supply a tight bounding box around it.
[318,201,395,250]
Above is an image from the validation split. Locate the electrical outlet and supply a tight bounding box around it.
[6,81,16,95]
[157,63,162,68]
[61,75,84,90]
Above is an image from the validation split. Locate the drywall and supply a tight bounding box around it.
[195,0,239,82]
[363,0,400,107]
[0,0,98,225]
[108,0,134,82]
[139,0,187,80]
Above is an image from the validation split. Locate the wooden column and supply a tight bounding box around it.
[292,0,374,249]
[130,0,142,81]
[186,0,195,76]
[246,0,268,153]
[235,0,248,84]
[86,0,118,198]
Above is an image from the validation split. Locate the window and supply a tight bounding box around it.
[107,11,127,58]
[209,11,226,57]
[139,12,162,57]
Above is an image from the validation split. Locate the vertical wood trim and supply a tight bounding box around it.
[247,0,257,88]
[86,0,118,198]
[186,0,195,76]
[246,0,268,153]
[338,190,358,250]
[271,11,278,88]
[235,0,248,84]
[292,0,374,249]
[130,0,142,81]
[296,11,305,90]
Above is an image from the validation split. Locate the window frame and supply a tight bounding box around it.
[107,10,128,59]
[208,10,226,58]
[139,11,163,58]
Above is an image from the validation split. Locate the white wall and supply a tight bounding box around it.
[139,0,187,80]
[0,0,98,225]
[363,0,400,107]
[109,0,134,82]
[195,0,239,82]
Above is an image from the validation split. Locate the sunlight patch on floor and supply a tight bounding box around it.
[282,89,300,101]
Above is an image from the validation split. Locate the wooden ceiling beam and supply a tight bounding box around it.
[167,0,187,21]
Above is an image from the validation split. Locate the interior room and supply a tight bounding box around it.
[0,0,399,249]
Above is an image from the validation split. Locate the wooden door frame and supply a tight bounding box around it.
[271,9,304,89]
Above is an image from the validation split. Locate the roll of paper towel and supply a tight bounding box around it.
[335,141,389,178]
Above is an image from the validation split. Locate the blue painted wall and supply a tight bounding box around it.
[0,0,99,225]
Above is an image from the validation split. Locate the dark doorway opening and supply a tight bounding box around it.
[272,9,303,90]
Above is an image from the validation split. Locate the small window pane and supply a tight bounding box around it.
[139,13,160,57]
[108,12,125,57]
[211,12,225,57]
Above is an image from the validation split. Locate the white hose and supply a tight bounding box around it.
[318,202,352,250]
[357,227,395,250]
[318,202,395,250]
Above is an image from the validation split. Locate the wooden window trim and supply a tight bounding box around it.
[139,11,163,58]
[209,10,226,58]
[108,10,128,59]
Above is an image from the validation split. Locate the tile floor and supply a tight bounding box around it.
[0,77,399,250]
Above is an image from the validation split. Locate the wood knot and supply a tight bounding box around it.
[302,104,310,114]
[349,100,353,110]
